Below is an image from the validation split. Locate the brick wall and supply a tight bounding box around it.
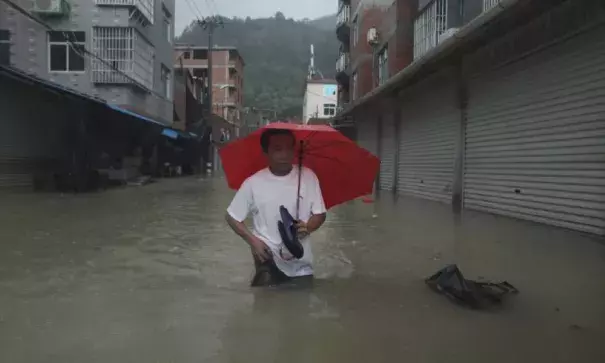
[348,0,417,100]
[392,0,417,74]
[351,7,385,99]
[175,48,244,121]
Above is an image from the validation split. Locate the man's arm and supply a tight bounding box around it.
[226,214,272,262]
[296,170,327,236]
[225,180,272,261]
[305,213,326,233]
[225,213,256,245]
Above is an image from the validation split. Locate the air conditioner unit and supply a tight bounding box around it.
[32,0,69,15]
[367,27,379,46]
[438,27,459,44]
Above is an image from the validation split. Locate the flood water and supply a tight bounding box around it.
[1,177,604,363]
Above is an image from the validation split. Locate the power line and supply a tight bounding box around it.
[200,0,217,16]
[207,0,219,16]
[197,16,224,113]
[1,0,172,105]
[184,0,204,21]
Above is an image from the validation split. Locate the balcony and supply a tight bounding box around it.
[216,96,238,107]
[335,52,350,88]
[31,0,71,17]
[91,27,154,91]
[483,0,501,12]
[413,0,448,60]
[336,4,351,45]
[95,0,155,25]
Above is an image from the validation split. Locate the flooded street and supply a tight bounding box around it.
[1,177,604,363]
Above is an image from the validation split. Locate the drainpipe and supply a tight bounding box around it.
[452,60,467,213]
[392,97,401,195]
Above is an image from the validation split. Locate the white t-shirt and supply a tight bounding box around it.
[227,166,327,277]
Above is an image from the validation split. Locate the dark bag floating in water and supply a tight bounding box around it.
[426,264,519,309]
[277,205,304,259]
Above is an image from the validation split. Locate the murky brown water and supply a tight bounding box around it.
[1,177,604,363]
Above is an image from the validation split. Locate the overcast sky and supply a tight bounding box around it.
[176,0,337,34]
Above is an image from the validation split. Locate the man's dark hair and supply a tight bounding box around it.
[260,129,296,153]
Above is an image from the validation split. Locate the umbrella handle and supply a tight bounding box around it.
[295,140,303,220]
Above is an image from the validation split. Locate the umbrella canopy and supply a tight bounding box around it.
[219,122,380,209]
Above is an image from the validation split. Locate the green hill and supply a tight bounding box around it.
[177,12,338,118]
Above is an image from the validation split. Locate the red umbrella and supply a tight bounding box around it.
[219,122,380,210]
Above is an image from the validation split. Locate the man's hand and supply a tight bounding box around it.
[295,220,310,239]
[226,213,272,262]
[295,214,326,238]
[248,236,272,263]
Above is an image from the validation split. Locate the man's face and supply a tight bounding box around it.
[266,134,295,165]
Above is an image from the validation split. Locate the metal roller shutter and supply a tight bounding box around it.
[379,112,396,191]
[1,84,35,188]
[0,158,34,188]
[464,26,605,236]
[397,72,459,203]
[0,77,68,189]
[356,119,378,157]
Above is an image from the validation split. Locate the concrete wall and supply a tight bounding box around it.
[463,0,485,24]
[303,83,338,123]
[174,47,245,122]
[0,0,174,124]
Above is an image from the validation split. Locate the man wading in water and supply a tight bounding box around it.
[225,129,327,286]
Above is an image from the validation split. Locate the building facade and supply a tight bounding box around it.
[335,0,416,111]
[337,0,605,236]
[302,79,338,124]
[173,45,245,125]
[0,0,175,124]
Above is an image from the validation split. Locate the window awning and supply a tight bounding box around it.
[106,104,165,126]
[0,65,178,135]
[161,128,179,139]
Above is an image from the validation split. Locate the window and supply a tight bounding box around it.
[48,31,86,72]
[162,6,172,43]
[91,27,154,90]
[0,29,9,65]
[414,0,448,59]
[161,65,172,100]
[323,103,336,117]
[193,49,208,59]
[183,51,190,59]
[483,0,500,12]
[377,46,389,85]
[352,15,359,47]
[352,72,358,100]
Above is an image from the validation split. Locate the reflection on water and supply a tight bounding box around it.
[0,178,604,362]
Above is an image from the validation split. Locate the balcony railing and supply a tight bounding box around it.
[336,52,350,73]
[95,0,155,25]
[413,0,448,60]
[31,0,71,16]
[337,4,351,26]
[91,27,154,91]
[483,0,501,12]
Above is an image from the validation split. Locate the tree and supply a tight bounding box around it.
[177,15,338,115]
[275,11,285,21]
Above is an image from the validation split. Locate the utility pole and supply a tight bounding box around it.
[198,16,224,115]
